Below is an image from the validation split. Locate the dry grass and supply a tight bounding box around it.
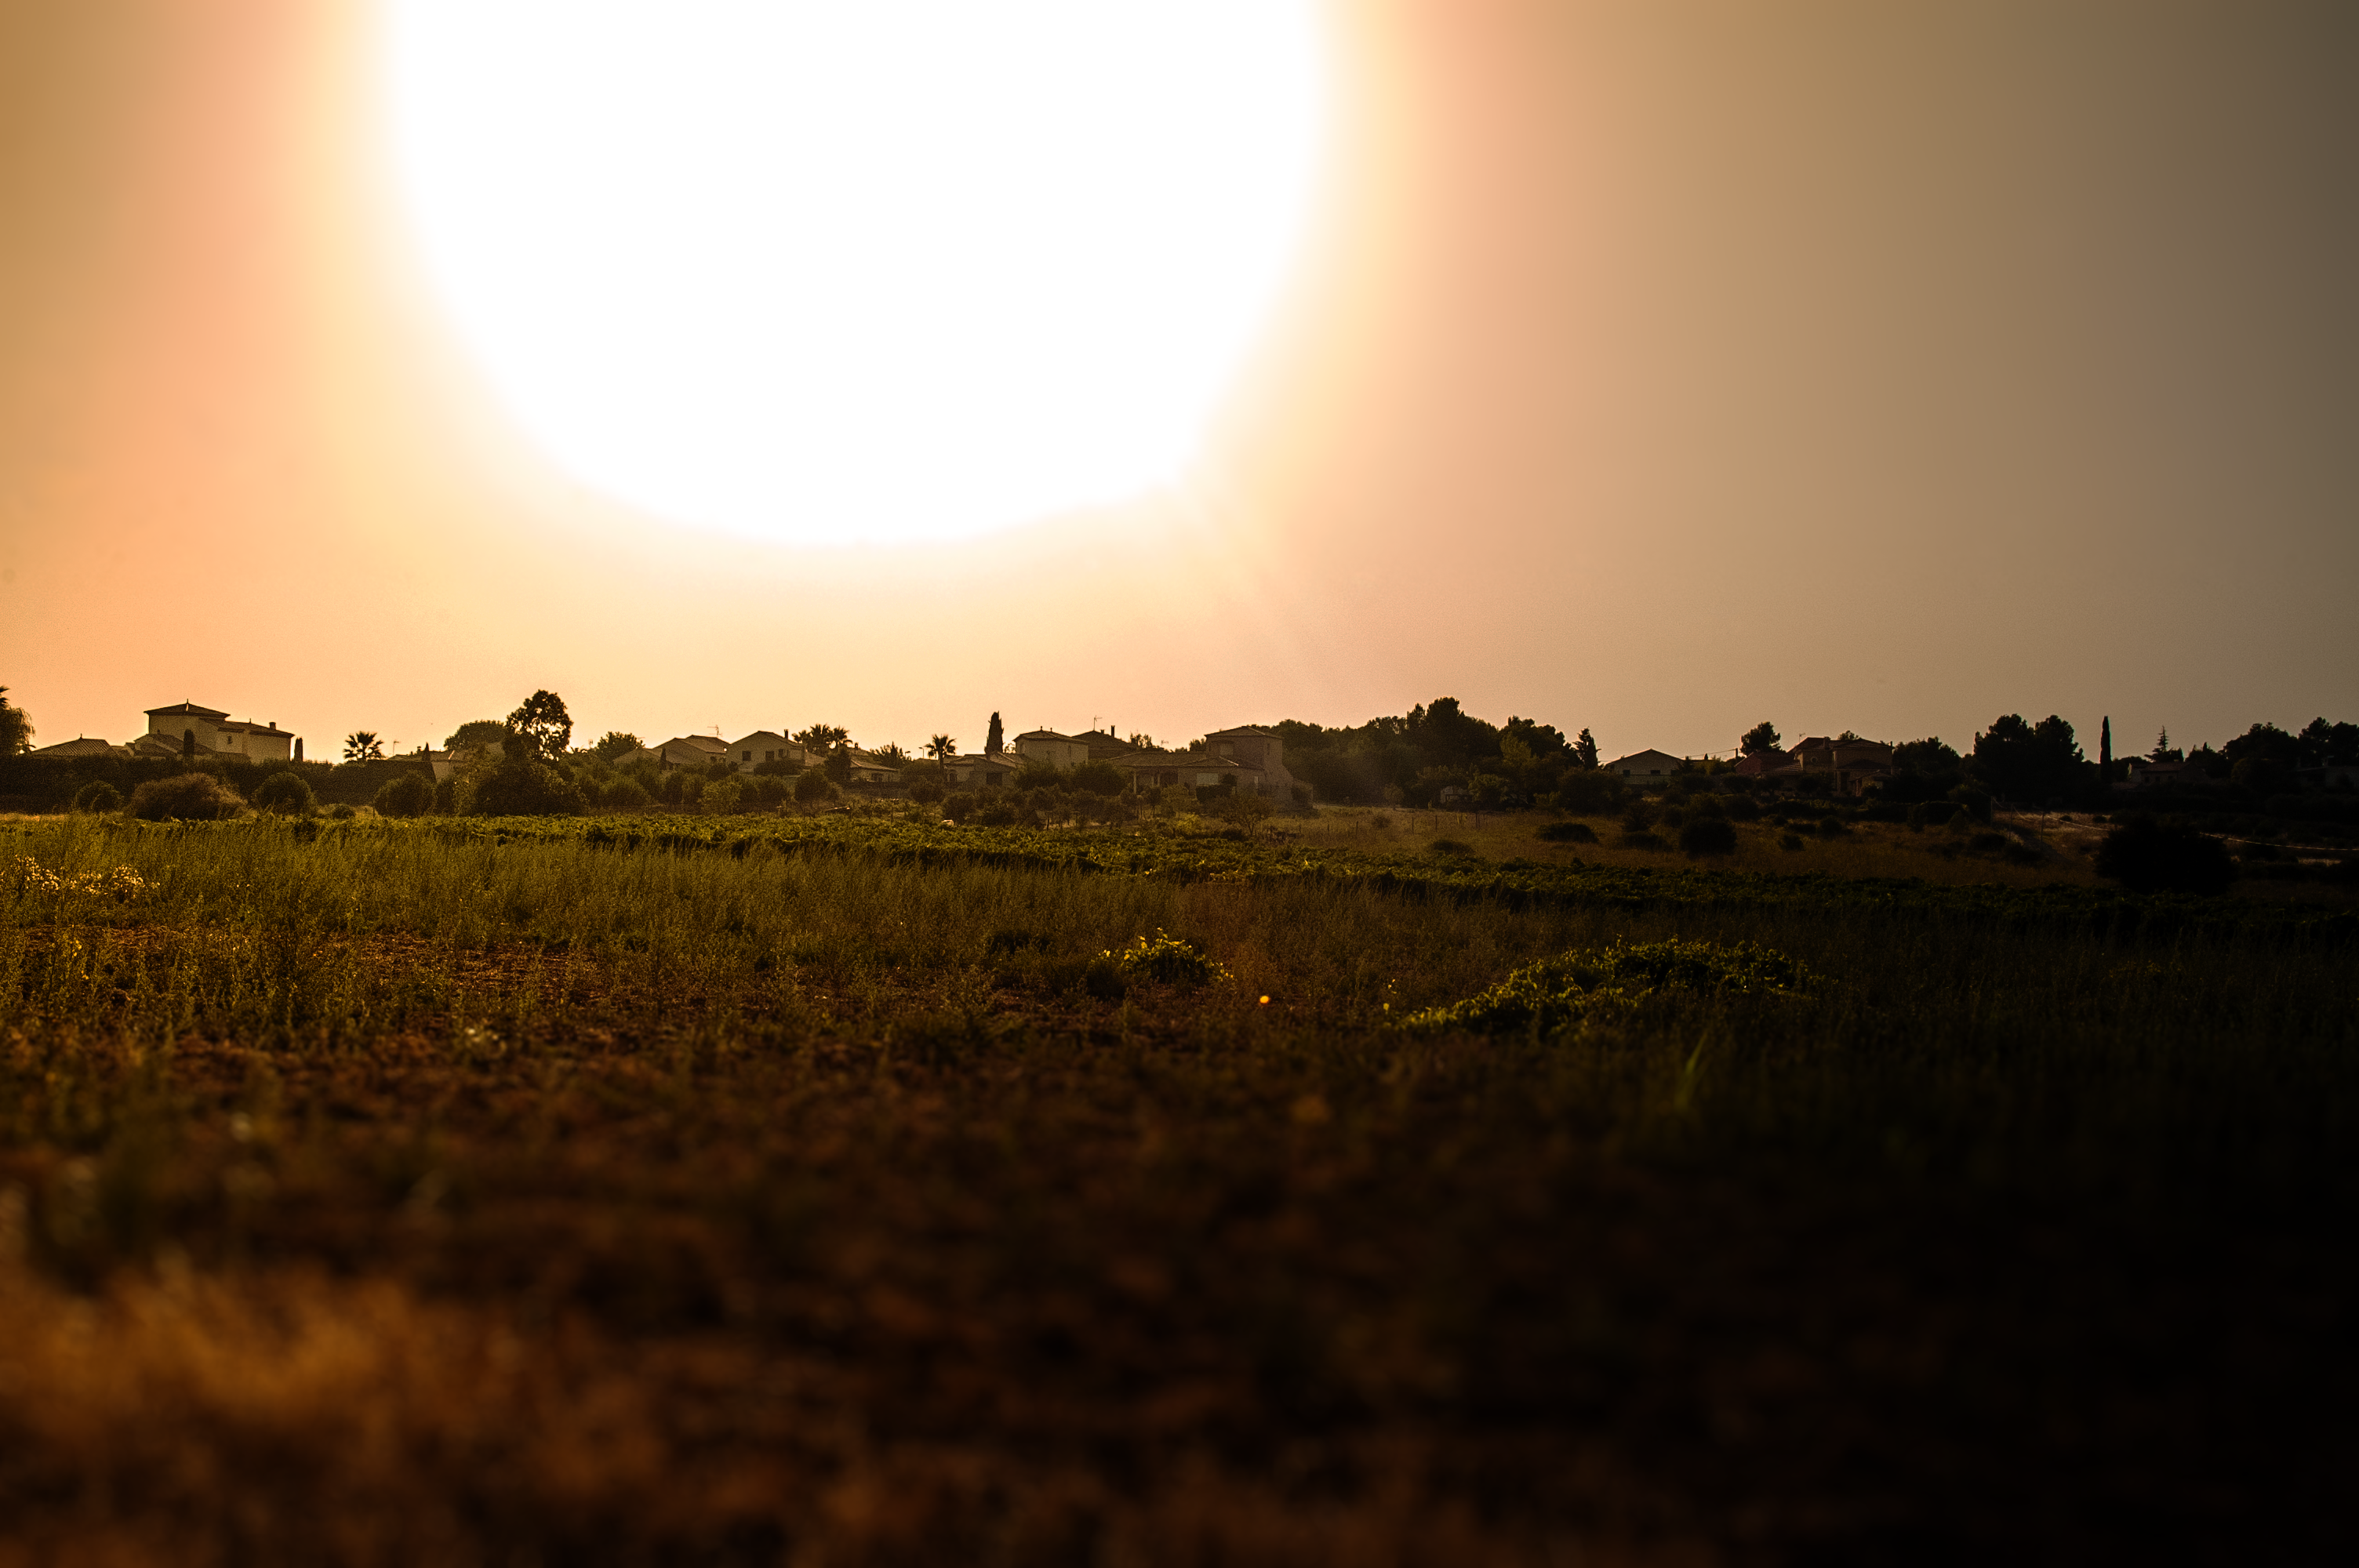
[0,815,2353,1563]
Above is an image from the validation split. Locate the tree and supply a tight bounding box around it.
[2222,722,2299,772]
[505,690,572,762]
[2150,729,2181,764]
[373,771,435,818]
[129,773,244,822]
[928,734,957,762]
[1128,732,1155,750]
[987,713,1005,754]
[823,746,852,786]
[794,723,849,753]
[591,731,643,763]
[1971,713,2083,800]
[1500,716,1568,756]
[343,731,384,762]
[446,720,507,750]
[2099,716,2113,785]
[2295,717,2359,767]
[0,686,31,754]
[1892,738,1962,775]
[1572,728,1599,770]
[871,741,909,764]
[181,730,196,761]
[1739,721,1782,757]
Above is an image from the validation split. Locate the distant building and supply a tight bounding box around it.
[137,702,297,763]
[29,736,129,760]
[944,753,1018,789]
[841,750,903,786]
[2122,757,2212,789]
[1605,749,1685,780]
[1012,729,1092,770]
[726,732,806,773]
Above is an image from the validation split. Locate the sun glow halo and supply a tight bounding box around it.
[385,1,1325,545]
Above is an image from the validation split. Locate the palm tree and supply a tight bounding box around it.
[343,731,384,762]
[928,734,956,762]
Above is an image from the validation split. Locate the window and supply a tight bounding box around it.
[743,750,751,762]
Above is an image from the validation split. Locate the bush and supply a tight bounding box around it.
[1724,795,1762,822]
[941,791,976,822]
[127,772,245,822]
[703,778,744,814]
[373,772,436,818]
[2095,818,2238,895]
[1102,930,1230,988]
[794,769,838,804]
[1403,938,1812,1037]
[71,780,122,814]
[1779,833,1807,851]
[250,771,315,815]
[1948,786,1993,824]
[750,775,790,807]
[1070,760,1128,797]
[1536,821,1596,844]
[1908,800,1961,830]
[602,777,653,811]
[468,757,586,816]
[908,779,947,805]
[1679,818,1738,856]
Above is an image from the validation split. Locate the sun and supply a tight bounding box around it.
[383,0,1326,546]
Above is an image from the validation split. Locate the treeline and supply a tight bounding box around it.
[1274,699,1605,808]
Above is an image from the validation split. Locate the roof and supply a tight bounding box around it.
[217,720,296,738]
[657,735,729,753]
[146,701,230,718]
[727,731,793,749]
[1606,750,1685,770]
[1014,729,1074,742]
[1204,725,1276,739]
[31,737,122,757]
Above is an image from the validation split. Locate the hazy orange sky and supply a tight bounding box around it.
[3,0,2353,761]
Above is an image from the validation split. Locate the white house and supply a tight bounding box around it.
[140,702,298,763]
[1012,729,1092,769]
[726,732,807,773]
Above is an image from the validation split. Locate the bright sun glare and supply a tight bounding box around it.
[385,1,1325,546]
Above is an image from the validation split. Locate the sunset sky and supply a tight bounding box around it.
[2,0,2352,763]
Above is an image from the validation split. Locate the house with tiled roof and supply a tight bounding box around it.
[1012,729,1092,770]
[139,702,299,763]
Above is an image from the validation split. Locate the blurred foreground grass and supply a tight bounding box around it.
[1,815,2353,1564]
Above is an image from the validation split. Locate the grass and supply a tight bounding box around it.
[1,811,2354,1563]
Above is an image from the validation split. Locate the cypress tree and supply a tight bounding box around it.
[2100,716,2112,785]
[987,712,1004,755]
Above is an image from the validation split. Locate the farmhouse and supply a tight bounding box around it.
[29,736,129,760]
[1012,729,1092,770]
[726,732,806,773]
[1605,749,1684,779]
[136,702,299,763]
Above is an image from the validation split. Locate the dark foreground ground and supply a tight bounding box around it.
[2,814,2354,1565]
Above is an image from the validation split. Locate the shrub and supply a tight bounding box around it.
[1221,791,1275,831]
[908,779,947,805]
[127,772,245,822]
[328,804,358,820]
[1403,938,1813,1037]
[1536,821,1596,844]
[602,777,653,811]
[250,771,315,815]
[1908,800,1960,830]
[1779,833,1806,851]
[2095,818,2238,895]
[468,757,586,816]
[433,778,457,813]
[703,778,744,814]
[794,769,838,804]
[1968,832,2010,854]
[373,771,436,818]
[750,775,790,807]
[1724,796,1762,822]
[1948,786,1994,824]
[1070,760,1128,797]
[71,780,123,814]
[659,771,686,804]
[1103,930,1230,987]
[942,791,977,822]
[1679,818,1738,856]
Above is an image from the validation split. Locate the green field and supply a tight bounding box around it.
[2,811,2353,1563]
